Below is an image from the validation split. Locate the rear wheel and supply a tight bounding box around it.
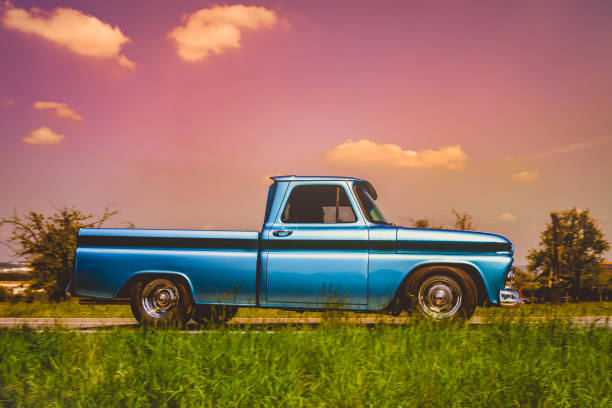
[130,278,193,327]
[404,266,477,320]
[192,305,238,325]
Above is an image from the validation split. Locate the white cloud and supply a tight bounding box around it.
[498,213,517,222]
[33,101,82,120]
[322,139,469,170]
[2,5,134,68]
[117,54,135,69]
[22,126,64,145]
[512,170,540,183]
[168,5,279,62]
[529,136,612,159]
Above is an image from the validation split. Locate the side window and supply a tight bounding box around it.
[281,185,357,224]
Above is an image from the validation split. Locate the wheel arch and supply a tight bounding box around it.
[388,261,489,310]
[115,270,195,300]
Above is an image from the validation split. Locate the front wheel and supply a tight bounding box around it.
[404,266,477,320]
[130,278,193,327]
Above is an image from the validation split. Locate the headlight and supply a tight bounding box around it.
[504,269,515,290]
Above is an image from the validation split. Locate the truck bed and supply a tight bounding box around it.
[74,228,259,305]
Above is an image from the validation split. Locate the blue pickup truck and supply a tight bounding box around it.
[73,175,520,325]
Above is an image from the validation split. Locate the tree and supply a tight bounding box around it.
[451,210,475,231]
[527,208,609,301]
[512,267,541,300]
[409,218,445,229]
[0,206,124,301]
[409,210,475,230]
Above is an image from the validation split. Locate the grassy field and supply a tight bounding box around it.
[0,321,610,407]
[0,299,610,318]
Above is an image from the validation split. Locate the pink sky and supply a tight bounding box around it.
[1,0,611,263]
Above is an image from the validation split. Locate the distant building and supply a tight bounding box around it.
[0,262,32,294]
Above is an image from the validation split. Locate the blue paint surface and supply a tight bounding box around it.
[74,177,513,310]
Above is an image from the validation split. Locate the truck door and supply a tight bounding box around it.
[262,181,368,306]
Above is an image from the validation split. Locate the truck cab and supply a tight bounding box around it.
[262,177,376,307]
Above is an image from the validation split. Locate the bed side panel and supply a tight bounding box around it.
[74,229,259,305]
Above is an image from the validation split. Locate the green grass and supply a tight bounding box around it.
[0,299,134,318]
[0,299,610,318]
[0,322,610,407]
[475,301,612,317]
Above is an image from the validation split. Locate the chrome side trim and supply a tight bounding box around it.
[498,290,521,308]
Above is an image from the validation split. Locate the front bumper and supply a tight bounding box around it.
[498,290,521,308]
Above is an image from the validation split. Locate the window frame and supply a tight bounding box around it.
[277,181,364,226]
[352,182,388,224]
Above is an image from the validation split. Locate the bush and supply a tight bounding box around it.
[0,206,125,301]
[0,286,11,302]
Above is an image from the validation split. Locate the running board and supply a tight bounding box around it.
[79,298,130,305]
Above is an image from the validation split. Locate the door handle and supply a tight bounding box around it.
[272,230,292,237]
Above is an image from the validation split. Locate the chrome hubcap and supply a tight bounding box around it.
[141,279,179,318]
[418,276,462,319]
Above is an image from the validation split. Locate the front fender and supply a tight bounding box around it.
[367,254,512,309]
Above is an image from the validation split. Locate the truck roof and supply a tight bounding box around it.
[270,175,365,182]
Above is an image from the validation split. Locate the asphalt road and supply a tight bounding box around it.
[0,316,609,329]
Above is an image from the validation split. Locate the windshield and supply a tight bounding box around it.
[354,183,388,224]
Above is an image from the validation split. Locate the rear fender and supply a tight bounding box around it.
[115,270,195,300]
